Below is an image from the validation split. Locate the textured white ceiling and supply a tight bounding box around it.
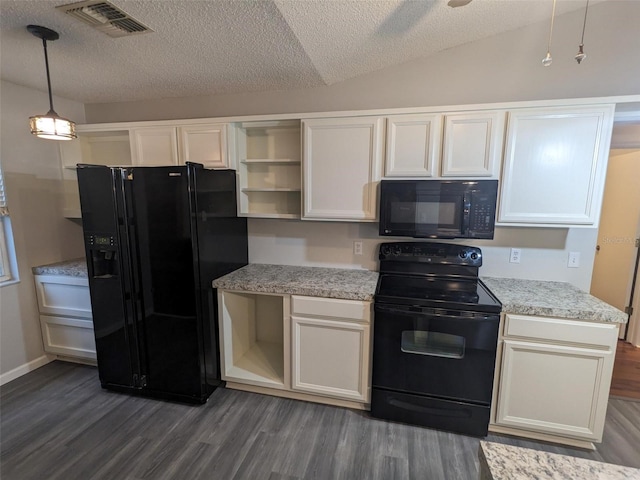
[0,0,603,104]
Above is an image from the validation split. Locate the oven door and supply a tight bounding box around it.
[372,303,499,404]
[378,181,466,238]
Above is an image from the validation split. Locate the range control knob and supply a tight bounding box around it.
[380,245,391,256]
[392,245,403,256]
[458,250,468,259]
[470,252,479,261]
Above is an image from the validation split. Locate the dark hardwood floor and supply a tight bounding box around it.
[610,340,640,400]
[1,361,639,480]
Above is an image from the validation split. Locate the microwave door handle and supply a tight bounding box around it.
[462,193,471,235]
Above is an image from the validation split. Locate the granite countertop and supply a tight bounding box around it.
[479,441,640,480]
[32,258,88,277]
[212,263,379,301]
[481,277,627,324]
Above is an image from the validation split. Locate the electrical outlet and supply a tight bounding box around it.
[354,241,363,256]
[568,251,581,268]
[509,248,521,264]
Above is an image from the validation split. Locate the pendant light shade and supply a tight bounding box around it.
[27,25,76,141]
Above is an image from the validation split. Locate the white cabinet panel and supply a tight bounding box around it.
[494,314,618,444]
[385,114,442,177]
[34,275,92,318]
[291,295,370,322]
[34,275,96,362]
[441,111,504,177]
[498,105,614,225]
[291,316,370,402]
[302,117,384,221]
[179,124,228,168]
[130,127,179,166]
[496,339,614,441]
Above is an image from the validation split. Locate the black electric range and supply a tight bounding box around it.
[371,242,502,437]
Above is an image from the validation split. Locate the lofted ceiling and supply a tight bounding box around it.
[0,0,604,104]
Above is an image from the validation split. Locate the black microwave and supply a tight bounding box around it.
[379,179,498,239]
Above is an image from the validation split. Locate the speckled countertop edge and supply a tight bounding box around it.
[479,441,640,480]
[212,263,379,301]
[30,259,626,323]
[31,258,88,277]
[481,276,627,324]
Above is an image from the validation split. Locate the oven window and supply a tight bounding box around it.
[401,331,465,359]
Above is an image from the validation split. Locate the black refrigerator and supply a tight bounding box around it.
[77,162,248,404]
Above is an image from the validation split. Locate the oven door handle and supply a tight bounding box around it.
[375,304,498,322]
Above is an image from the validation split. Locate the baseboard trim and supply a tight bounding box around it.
[0,354,56,386]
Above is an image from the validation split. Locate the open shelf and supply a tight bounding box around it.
[225,341,284,386]
[219,291,289,389]
[235,120,302,218]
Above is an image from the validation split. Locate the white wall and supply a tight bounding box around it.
[0,81,86,379]
[247,219,598,291]
[85,1,640,123]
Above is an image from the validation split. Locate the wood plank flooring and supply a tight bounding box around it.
[1,361,639,480]
[610,340,640,400]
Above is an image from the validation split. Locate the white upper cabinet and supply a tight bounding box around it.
[441,111,505,177]
[130,126,179,166]
[131,124,230,168]
[178,124,228,169]
[385,114,442,177]
[302,116,384,221]
[498,105,615,226]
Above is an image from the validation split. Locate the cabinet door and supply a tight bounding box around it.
[385,114,442,177]
[496,339,614,442]
[302,117,384,221]
[130,127,179,166]
[441,111,504,177]
[291,315,370,402]
[179,124,228,168]
[498,105,615,225]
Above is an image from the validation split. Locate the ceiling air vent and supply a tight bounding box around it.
[56,0,152,38]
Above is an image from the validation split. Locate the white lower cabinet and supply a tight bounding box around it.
[291,295,371,402]
[493,314,618,445]
[218,289,372,407]
[33,275,96,362]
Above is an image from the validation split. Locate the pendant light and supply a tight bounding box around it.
[27,25,76,141]
[575,0,590,64]
[541,0,557,67]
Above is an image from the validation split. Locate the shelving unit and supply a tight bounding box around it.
[235,120,301,218]
[218,291,290,389]
[59,129,132,218]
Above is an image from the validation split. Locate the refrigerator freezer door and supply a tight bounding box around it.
[128,166,204,400]
[77,165,140,389]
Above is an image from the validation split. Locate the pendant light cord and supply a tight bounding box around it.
[546,0,557,54]
[580,0,590,45]
[41,37,55,114]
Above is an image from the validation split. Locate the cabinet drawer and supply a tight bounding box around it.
[34,275,92,318]
[504,314,618,349]
[291,295,371,322]
[40,315,96,361]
